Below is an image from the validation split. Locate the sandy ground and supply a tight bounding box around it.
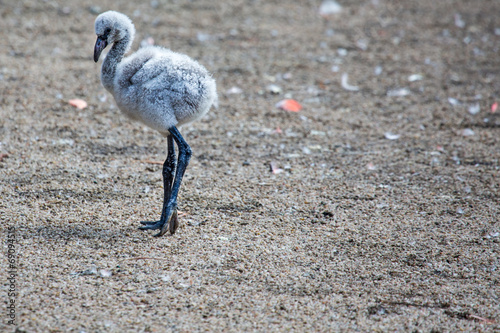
[1,0,499,332]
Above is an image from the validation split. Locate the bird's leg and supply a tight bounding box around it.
[140,134,177,227]
[163,134,177,205]
[139,126,191,237]
[162,134,179,229]
[158,126,191,236]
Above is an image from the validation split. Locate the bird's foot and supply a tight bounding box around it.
[139,208,178,237]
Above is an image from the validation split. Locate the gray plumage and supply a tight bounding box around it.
[93,11,217,237]
[94,10,217,135]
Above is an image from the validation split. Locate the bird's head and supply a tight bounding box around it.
[94,11,135,62]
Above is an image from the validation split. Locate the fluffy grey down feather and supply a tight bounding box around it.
[95,11,217,135]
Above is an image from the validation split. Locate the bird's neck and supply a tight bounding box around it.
[101,37,132,92]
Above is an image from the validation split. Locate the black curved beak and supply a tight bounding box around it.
[94,36,108,62]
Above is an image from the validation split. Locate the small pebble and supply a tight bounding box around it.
[197,32,214,42]
[387,88,410,97]
[430,157,440,167]
[461,128,475,136]
[266,84,282,95]
[337,48,348,57]
[82,267,97,276]
[468,103,480,115]
[150,0,159,9]
[226,86,242,95]
[408,74,423,82]
[99,269,112,277]
[55,138,75,146]
[310,130,326,136]
[454,14,465,28]
[88,6,102,15]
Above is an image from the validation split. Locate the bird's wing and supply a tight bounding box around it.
[145,70,203,110]
[117,49,157,89]
[138,61,204,107]
[119,47,206,110]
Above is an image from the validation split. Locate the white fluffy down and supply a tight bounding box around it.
[95,11,217,135]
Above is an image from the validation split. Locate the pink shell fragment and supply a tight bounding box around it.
[491,102,498,113]
[276,99,302,112]
[69,99,88,110]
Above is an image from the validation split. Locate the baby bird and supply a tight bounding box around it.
[93,11,217,237]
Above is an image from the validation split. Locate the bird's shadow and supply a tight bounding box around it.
[16,224,155,247]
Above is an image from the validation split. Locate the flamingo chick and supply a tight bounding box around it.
[93,11,217,237]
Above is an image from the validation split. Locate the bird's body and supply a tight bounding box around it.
[94,11,217,236]
[109,46,216,134]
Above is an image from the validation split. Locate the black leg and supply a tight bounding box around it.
[161,134,176,218]
[162,134,179,230]
[139,126,191,236]
[140,134,176,227]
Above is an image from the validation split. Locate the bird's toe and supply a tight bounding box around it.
[139,205,178,236]
[169,210,179,235]
[154,209,178,237]
[140,220,159,226]
[138,221,163,230]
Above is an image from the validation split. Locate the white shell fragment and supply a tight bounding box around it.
[341,73,359,92]
[384,132,400,140]
[319,1,342,15]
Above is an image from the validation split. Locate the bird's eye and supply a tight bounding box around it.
[104,28,111,35]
